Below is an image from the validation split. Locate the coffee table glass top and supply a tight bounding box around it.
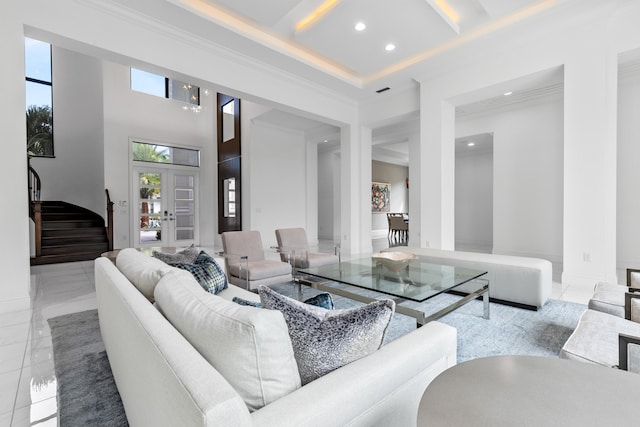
[298,257,487,303]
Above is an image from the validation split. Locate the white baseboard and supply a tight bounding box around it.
[371,229,388,239]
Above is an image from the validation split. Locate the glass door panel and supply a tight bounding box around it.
[133,168,198,247]
[138,172,162,244]
[173,173,196,243]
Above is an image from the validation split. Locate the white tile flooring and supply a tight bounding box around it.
[1,260,97,426]
[0,241,594,426]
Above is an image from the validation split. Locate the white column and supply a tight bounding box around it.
[305,141,319,245]
[417,88,456,250]
[339,123,372,255]
[0,7,32,312]
[359,126,373,255]
[562,40,618,287]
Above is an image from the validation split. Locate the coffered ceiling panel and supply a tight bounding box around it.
[294,0,457,76]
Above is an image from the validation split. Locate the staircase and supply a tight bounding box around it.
[30,201,111,265]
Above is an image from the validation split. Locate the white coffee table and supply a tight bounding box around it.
[418,355,640,426]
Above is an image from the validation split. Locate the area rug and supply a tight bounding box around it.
[48,309,128,427]
[270,282,587,363]
[49,288,585,424]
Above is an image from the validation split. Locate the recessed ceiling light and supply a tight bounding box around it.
[385,43,396,51]
[503,91,513,96]
[467,142,475,147]
[355,22,366,31]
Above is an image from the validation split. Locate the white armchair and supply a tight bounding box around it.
[561,287,640,373]
[274,228,339,269]
[221,230,292,291]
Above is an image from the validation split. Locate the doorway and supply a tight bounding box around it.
[132,166,198,247]
[455,133,494,253]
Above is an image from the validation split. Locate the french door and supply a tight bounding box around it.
[133,167,198,248]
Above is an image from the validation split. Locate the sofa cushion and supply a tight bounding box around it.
[259,286,394,385]
[154,271,301,411]
[152,244,200,264]
[116,248,175,302]
[170,251,228,295]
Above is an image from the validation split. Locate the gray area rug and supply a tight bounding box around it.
[49,285,585,425]
[270,281,587,363]
[49,309,128,427]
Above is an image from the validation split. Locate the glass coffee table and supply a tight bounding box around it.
[298,256,489,327]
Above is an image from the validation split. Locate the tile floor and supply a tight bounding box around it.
[0,240,595,426]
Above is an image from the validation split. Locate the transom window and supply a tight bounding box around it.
[130,68,200,106]
[132,141,200,167]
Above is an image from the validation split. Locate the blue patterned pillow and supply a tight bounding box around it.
[152,244,199,264]
[233,292,334,309]
[302,292,334,310]
[232,297,262,307]
[170,251,228,295]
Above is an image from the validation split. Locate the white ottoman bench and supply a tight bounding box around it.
[382,246,552,309]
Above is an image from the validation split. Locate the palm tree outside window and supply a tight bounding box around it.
[25,37,54,157]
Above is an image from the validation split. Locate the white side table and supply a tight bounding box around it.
[418,355,640,426]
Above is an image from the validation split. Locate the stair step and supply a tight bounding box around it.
[42,213,93,221]
[41,242,110,256]
[42,228,105,238]
[42,235,108,246]
[43,220,104,229]
[30,251,106,266]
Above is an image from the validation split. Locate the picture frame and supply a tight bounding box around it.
[371,182,390,213]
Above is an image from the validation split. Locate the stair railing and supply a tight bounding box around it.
[28,157,43,257]
[105,189,114,251]
[28,157,41,204]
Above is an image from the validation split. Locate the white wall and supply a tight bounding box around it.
[30,47,105,216]
[371,161,409,233]
[618,65,640,272]
[244,111,308,249]
[0,6,31,312]
[318,149,336,240]
[102,61,216,249]
[456,95,564,263]
[455,149,493,252]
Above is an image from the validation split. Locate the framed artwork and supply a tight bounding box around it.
[371,182,390,213]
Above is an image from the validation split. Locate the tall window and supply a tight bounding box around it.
[25,37,54,157]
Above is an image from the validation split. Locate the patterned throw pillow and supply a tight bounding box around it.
[170,251,228,295]
[232,292,334,309]
[152,244,200,264]
[258,286,394,385]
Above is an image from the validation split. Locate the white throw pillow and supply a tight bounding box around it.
[154,270,301,411]
[116,248,175,302]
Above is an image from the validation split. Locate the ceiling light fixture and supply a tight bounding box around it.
[355,22,366,31]
[467,142,475,147]
[385,43,396,52]
[503,91,513,96]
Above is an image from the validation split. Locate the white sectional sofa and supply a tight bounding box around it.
[383,246,552,309]
[95,249,457,427]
